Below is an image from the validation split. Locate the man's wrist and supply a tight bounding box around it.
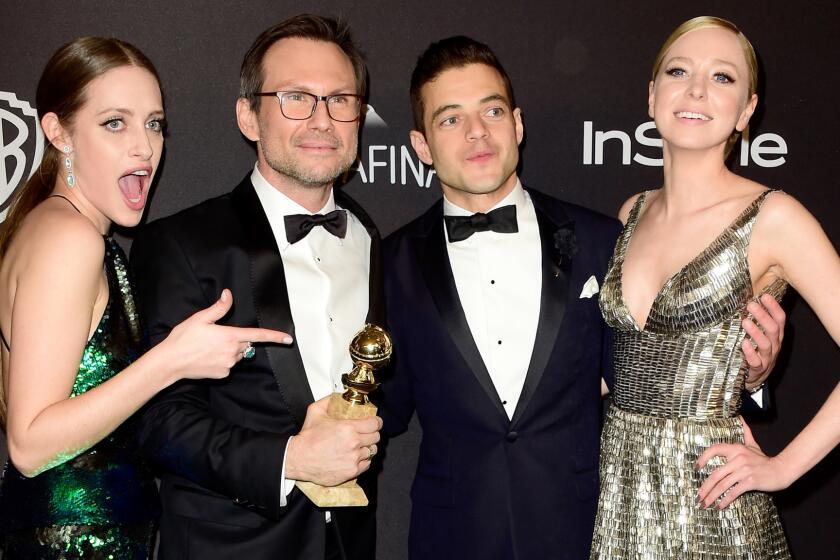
[747,381,766,394]
[284,434,300,480]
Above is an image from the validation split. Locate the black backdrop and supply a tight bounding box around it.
[1,1,837,558]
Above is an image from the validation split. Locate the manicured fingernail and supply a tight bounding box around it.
[283,336,293,344]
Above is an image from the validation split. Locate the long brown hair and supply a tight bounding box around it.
[0,37,161,424]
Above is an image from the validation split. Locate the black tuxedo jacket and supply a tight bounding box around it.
[130,176,382,560]
[379,188,622,560]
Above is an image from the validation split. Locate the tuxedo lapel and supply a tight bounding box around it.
[231,180,312,429]
[510,197,572,426]
[335,189,385,328]
[418,205,508,419]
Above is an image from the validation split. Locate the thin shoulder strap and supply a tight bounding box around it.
[738,188,780,240]
[616,191,650,252]
[625,191,649,231]
[0,326,9,351]
[48,194,82,214]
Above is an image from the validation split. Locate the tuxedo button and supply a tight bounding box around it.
[506,431,518,442]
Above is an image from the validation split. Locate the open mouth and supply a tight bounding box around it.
[674,111,712,121]
[118,169,150,210]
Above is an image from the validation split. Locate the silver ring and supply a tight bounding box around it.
[242,343,256,360]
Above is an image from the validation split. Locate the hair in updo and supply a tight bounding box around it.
[651,16,758,156]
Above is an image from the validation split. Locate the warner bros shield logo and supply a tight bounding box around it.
[1,91,44,222]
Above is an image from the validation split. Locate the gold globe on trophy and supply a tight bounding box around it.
[296,324,392,507]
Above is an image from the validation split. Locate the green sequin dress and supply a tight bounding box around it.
[591,190,791,559]
[0,237,159,559]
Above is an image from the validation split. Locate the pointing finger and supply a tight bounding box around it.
[226,326,293,345]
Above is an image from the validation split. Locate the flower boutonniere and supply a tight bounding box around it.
[553,227,578,276]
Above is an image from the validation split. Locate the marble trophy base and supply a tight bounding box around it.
[295,391,377,507]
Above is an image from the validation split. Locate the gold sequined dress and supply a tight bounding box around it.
[590,190,791,559]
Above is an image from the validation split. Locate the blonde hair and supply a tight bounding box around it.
[651,16,758,156]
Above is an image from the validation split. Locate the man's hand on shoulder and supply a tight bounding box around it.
[285,396,382,487]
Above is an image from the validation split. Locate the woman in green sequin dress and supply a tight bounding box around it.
[590,16,840,559]
[0,38,292,559]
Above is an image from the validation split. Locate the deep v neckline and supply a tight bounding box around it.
[619,190,770,331]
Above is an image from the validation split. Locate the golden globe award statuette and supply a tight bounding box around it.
[296,324,392,507]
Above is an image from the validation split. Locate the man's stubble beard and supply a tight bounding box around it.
[263,133,359,189]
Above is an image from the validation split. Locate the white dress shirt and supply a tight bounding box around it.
[444,180,542,419]
[251,165,370,508]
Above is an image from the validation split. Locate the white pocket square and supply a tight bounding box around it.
[579,275,599,299]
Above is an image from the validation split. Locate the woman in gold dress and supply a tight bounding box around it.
[590,16,840,559]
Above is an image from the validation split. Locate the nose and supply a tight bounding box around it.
[465,115,489,141]
[130,128,155,160]
[686,73,707,100]
[307,98,334,131]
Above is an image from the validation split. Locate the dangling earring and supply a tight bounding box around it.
[63,145,75,187]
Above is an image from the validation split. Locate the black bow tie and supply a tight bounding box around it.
[444,205,519,242]
[284,209,348,244]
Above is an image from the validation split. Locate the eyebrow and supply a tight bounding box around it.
[430,103,461,122]
[96,107,134,116]
[665,56,739,70]
[95,107,165,118]
[480,93,509,105]
[429,93,510,122]
[270,83,358,95]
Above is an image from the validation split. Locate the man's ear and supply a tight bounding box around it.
[409,130,433,166]
[41,112,71,151]
[513,107,524,145]
[236,97,260,142]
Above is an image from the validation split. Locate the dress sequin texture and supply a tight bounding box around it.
[0,237,158,559]
[590,190,791,559]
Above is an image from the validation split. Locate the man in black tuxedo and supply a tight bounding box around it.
[379,36,784,560]
[131,15,381,560]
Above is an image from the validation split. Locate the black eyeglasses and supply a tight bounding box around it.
[254,91,364,122]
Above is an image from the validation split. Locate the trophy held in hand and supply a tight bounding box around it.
[296,324,392,507]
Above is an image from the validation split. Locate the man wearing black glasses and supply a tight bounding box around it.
[131,14,381,560]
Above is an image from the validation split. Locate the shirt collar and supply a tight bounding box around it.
[442,179,525,217]
[250,164,337,249]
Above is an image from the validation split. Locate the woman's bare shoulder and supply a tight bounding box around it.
[9,200,105,280]
[617,190,656,225]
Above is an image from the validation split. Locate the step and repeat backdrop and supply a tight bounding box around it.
[1,1,838,557]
